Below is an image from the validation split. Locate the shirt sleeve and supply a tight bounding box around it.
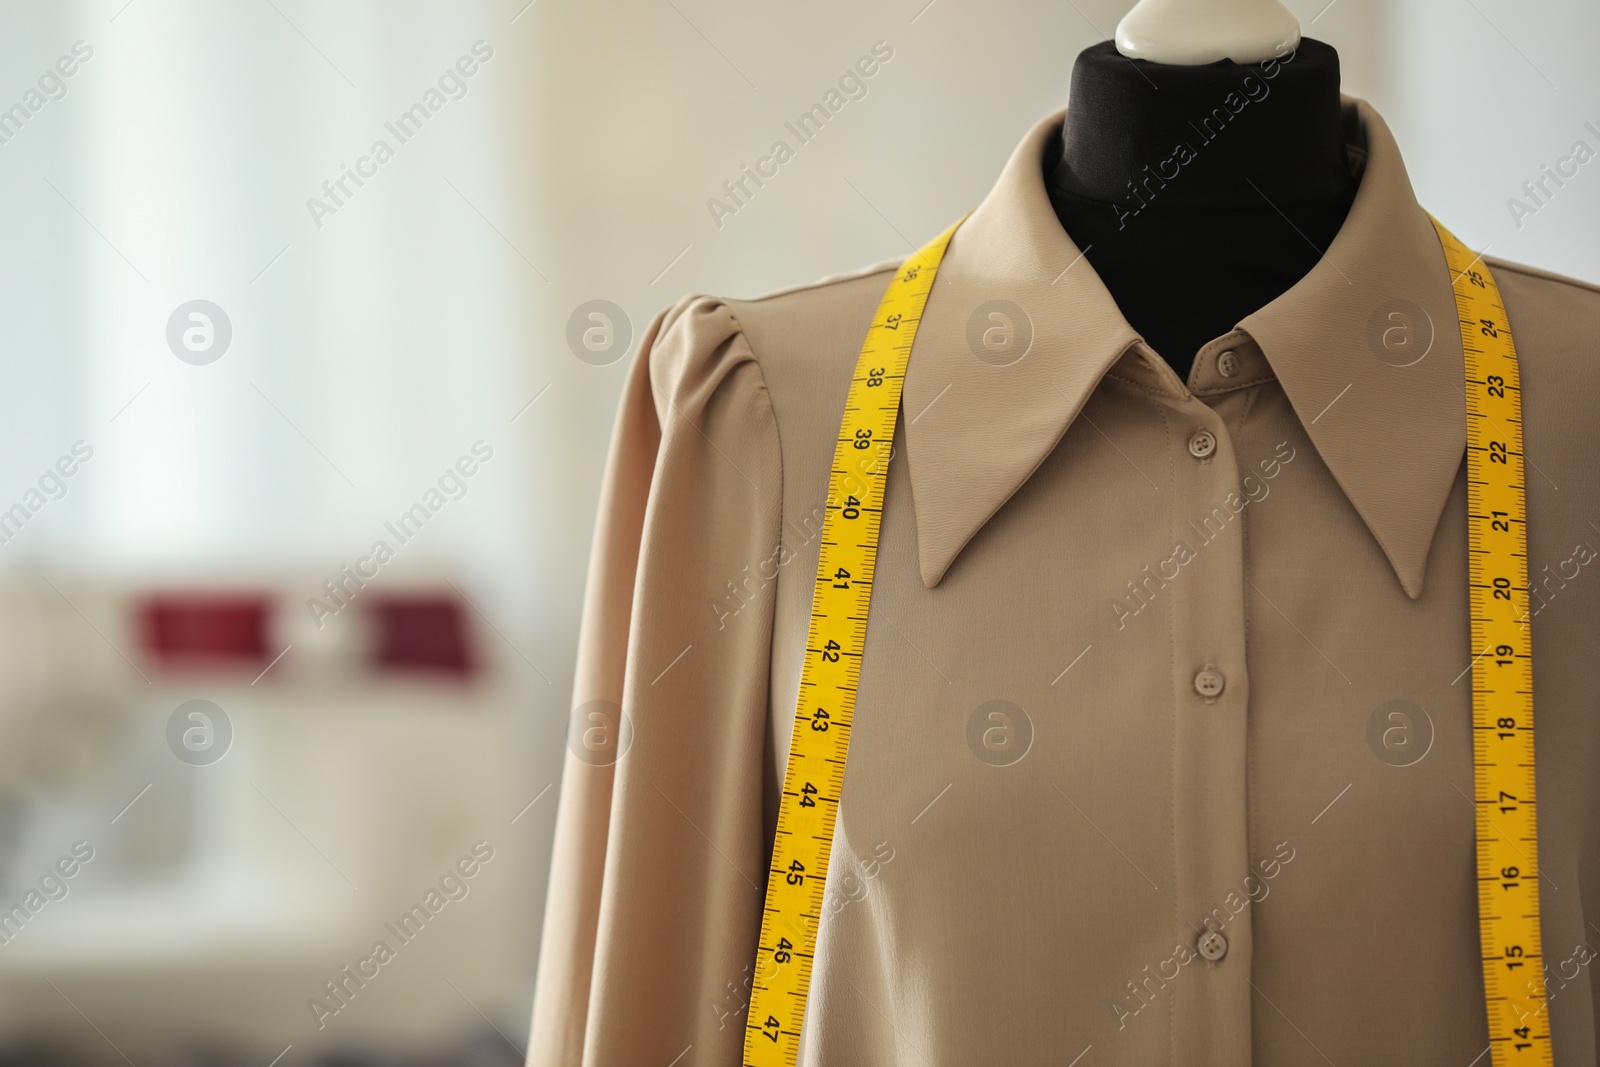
[526,296,783,1067]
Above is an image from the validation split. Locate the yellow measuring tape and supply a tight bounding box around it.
[744,216,1545,1066]
[1432,218,1549,1066]
[743,217,960,1066]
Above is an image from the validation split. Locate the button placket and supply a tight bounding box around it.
[1161,392,1253,1062]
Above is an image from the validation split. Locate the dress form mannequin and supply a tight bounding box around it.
[1046,1,1355,381]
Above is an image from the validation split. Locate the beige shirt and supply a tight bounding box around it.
[526,98,1600,1066]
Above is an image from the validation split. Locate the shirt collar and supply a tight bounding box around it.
[901,97,1464,600]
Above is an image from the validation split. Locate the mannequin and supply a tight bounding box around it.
[1046,6,1356,381]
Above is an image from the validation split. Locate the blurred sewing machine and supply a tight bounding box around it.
[0,572,543,1066]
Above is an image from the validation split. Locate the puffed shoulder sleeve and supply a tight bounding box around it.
[526,297,782,1067]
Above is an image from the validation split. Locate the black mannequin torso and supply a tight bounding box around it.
[1046,38,1356,382]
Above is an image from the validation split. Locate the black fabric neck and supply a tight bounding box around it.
[1046,38,1356,380]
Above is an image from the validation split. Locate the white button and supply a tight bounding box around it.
[1197,930,1228,961]
[1217,350,1240,377]
[1193,668,1225,699]
[1187,430,1217,459]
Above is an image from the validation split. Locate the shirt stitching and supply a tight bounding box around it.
[1234,383,1259,437]
[1238,386,1260,1043]
[1155,397,1178,1067]
[1484,256,1600,299]
[1192,371,1277,397]
[736,261,901,306]
[1105,370,1186,401]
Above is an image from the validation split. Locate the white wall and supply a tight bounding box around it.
[1376,0,1600,283]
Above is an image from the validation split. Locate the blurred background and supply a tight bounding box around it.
[0,0,1594,1063]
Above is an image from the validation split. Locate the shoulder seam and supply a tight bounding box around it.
[654,256,899,331]
[1485,256,1600,299]
[734,257,901,305]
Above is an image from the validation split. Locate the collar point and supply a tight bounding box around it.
[1388,546,1431,601]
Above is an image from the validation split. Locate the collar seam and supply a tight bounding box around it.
[1191,372,1278,396]
[1103,369,1188,401]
